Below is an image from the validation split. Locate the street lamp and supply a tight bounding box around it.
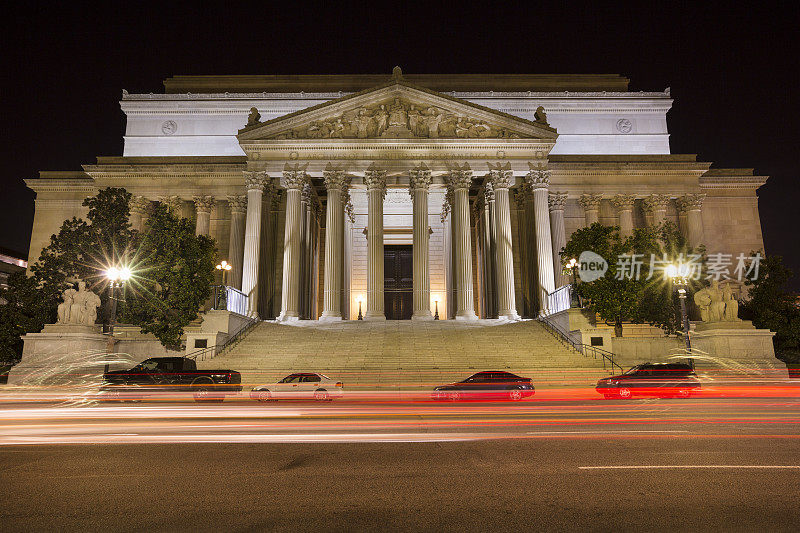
[357,297,363,320]
[105,265,132,337]
[564,257,581,308]
[216,260,232,286]
[667,263,692,364]
[433,299,440,320]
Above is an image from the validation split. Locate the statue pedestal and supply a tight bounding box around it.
[7,324,114,386]
[691,326,784,377]
[694,320,755,332]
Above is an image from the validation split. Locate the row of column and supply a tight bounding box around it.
[238,164,558,321]
[476,168,561,318]
[129,193,252,290]
[130,170,705,322]
[577,193,705,246]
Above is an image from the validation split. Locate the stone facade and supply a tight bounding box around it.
[23,73,768,325]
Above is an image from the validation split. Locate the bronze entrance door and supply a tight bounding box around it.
[384,245,413,320]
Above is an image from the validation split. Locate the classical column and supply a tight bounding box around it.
[320,167,346,320]
[226,195,247,290]
[612,194,636,238]
[643,194,671,227]
[159,195,183,217]
[527,168,555,314]
[299,183,312,319]
[265,191,283,316]
[578,193,602,227]
[482,186,496,318]
[278,166,307,321]
[241,172,269,317]
[364,165,387,320]
[522,184,537,316]
[193,195,214,236]
[409,164,433,320]
[548,192,568,287]
[679,193,705,248]
[450,166,478,320]
[129,195,150,232]
[489,168,519,320]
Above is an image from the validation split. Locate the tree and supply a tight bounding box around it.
[740,255,800,362]
[561,222,700,337]
[0,271,57,362]
[120,205,216,350]
[32,187,135,302]
[0,188,217,359]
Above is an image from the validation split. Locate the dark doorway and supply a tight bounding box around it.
[384,245,413,320]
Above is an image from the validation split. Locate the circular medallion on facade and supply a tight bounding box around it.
[496,150,506,159]
[161,120,178,135]
[616,118,633,134]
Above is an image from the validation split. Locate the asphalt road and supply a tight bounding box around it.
[1,396,799,531]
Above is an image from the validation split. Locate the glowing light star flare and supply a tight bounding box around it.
[106,266,120,281]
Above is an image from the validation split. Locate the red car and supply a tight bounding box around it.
[596,362,701,399]
[432,371,535,401]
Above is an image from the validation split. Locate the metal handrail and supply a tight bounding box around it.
[185,315,260,363]
[538,313,625,374]
[545,284,572,315]
[211,285,248,316]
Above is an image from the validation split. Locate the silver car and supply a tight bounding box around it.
[251,372,344,401]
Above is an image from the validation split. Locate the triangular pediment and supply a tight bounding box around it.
[238,79,557,141]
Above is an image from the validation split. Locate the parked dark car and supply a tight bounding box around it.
[433,371,535,401]
[596,362,701,399]
[102,357,242,402]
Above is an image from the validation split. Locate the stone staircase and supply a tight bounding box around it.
[198,319,613,390]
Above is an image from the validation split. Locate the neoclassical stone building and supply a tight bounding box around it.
[26,69,768,323]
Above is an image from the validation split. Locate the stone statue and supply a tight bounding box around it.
[56,281,101,326]
[56,287,77,324]
[408,106,423,136]
[374,105,388,136]
[423,107,444,138]
[534,105,549,125]
[266,97,522,140]
[246,107,261,127]
[438,114,457,137]
[708,280,725,322]
[693,287,711,322]
[388,98,408,128]
[722,283,740,321]
[354,108,373,138]
[693,280,740,324]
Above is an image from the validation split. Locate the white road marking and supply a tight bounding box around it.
[527,430,689,434]
[580,465,800,470]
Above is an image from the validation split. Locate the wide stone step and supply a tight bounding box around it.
[197,319,614,390]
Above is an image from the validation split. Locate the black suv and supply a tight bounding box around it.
[433,371,535,401]
[596,362,701,399]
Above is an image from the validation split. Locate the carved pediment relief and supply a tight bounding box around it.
[269,97,524,140]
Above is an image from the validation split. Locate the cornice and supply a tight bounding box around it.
[24,178,96,194]
[699,176,769,189]
[120,94,672,117]
[123,90,668,101]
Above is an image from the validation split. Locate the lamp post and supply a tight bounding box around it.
[216,260,232,286]
[565,258,581,308]
[213,261,233,310]
[357,298,363,321]
[667,264,692,365]
[433,299,440,320]
[105,266,132,337]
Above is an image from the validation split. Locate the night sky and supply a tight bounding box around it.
[3,3,798,288]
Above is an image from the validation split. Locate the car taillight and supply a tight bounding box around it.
[335,382,343,388]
